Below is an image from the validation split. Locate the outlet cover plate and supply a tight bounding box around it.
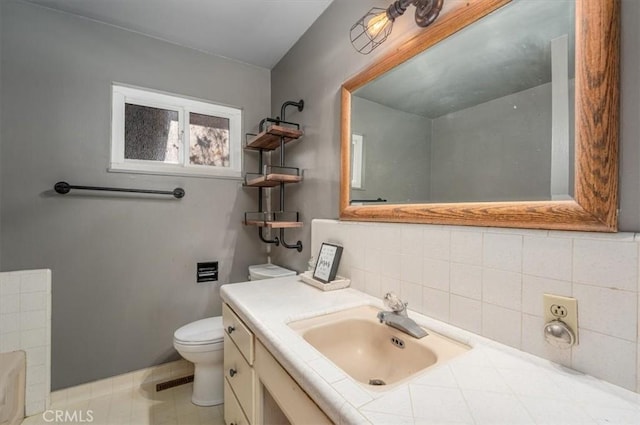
[543,293,578,344]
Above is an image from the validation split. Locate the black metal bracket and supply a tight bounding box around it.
[54,181,185,199]
[279,228,302,252]
[258,228,280,246]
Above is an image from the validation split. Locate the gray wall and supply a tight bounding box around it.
[430,83,552,202]
[0,1,270,389]
[0,0,3,267]
[351,96,431,203]
[271,0,640,272]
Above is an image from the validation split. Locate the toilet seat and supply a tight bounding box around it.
[174,316,223,346]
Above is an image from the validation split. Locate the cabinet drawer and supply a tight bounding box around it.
[224,378,250,425]
[224,333,255,423]
[223,303,254,365]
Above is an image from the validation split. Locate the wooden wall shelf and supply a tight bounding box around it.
[243,220,304,228]
[244,173,303,187]
[245,125,304,151]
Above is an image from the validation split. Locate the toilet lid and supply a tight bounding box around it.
[174,316,224,345]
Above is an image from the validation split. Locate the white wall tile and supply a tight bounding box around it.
[424,227,450,260]
[20,292,47,312]
[382,252,401,280]
[450,295,482,334]
[0,274,20,296]
[364,271,382,299]
[401,224,424,256]
[482,268,522,310]
[21,328,47,349]
[483,233,522,272]
[482,304,521,349]
[25,346,47,367]
[1,269,51,416]
[523,236,572,281]
[573,239,639,291]
[379,276,401,298]
[450,264,482,300]
[573,284,637,342]
[422,258,449,292]
[20,272,49,293]
[347,225,368,269]
[350,267,365,292]
[0,313,19,333]
[400,254,422,284]
[0,294,19,314]
[365,248,383,275]
[451,230,483,266]
[572,329,637,391]
[401,281,424,313]
[20,310,47,331]
[522,275,572,316]
[375,225,402,253]
[422,287,449,322]
[0,332,20,352]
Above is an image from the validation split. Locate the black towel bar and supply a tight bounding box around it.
[53,181,185,199]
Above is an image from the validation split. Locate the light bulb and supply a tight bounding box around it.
[365,11,392,39]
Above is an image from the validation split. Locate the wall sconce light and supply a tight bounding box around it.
[350,0,444,55]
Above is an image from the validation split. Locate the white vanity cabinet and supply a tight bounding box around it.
[223,303,331,425]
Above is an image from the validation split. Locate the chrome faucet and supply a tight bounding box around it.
[376,292,428,339]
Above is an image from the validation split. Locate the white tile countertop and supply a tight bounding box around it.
[220,276,640,425]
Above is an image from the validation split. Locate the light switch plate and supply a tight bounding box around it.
[543,293,578,344]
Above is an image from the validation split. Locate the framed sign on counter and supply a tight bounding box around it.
[313,243,343,283]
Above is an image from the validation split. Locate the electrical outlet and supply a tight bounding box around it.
[543,294,578,344]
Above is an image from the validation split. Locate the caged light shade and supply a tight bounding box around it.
[350,7,394,55]
[350,0,445,55]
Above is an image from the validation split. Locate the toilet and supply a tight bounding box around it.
[174,263,294,406]
[173,316,224,406]
[248,263,296,280]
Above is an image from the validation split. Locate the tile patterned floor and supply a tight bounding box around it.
[22,382,224,425]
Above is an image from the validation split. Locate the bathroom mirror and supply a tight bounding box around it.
[340,0,619,231]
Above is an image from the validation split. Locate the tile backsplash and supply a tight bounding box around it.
[311,220,640,393]
[0,269,51,415]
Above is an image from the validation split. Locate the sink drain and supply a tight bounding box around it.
[369,378,386,386]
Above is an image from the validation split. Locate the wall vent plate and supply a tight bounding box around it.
[197,261,218,283]
[543,293,578,344]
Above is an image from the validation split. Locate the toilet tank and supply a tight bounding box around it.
[248,264,296,281]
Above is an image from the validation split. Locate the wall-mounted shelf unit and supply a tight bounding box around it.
[243,100,305,252]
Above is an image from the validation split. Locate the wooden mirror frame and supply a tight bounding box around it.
[340,0,619,232]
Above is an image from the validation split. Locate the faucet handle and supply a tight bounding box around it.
[384,292,407,313]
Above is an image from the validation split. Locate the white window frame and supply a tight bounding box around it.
[351,133,364,189]
[110,84,242,179]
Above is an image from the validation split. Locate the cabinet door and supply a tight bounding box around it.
[224,378,250,425]
[255,340,332,425]
[224,333,255,423]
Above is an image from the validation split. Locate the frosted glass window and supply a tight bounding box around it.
[111,84,242,179]
[189,113,230,167]
[125,104,180,163]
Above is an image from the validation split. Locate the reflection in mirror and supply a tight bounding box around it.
[350,0,575,205]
